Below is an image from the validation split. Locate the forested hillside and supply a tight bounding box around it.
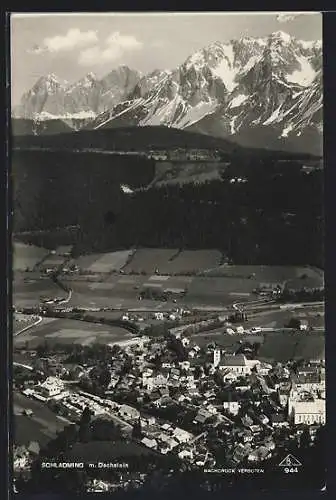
[13,149,323,267]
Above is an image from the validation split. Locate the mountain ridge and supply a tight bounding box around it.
[13,31,322,155]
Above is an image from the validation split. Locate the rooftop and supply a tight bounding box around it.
[219,354,247,367]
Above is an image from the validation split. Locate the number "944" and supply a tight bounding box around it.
[284,467,298,473]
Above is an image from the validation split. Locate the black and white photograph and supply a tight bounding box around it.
[10,11,325,495]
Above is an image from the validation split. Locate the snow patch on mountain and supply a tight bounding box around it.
[34,110,97,120]
[239,55,262,76]
[269,31,292,44]
[263,105,282,125]
[141,94,183,126]
[229,94,247,109]
[230,116,238,134]
[212,57,238,92]
[176,101,218,128]
[286,56,317,87]
[17,31,322,153]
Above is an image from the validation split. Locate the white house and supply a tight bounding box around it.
[223,400,240,416]
[256,362,272,376]
[39,377,65,398]
[141,437,158,449]
[158,434,178,451]
[173,428,193,443]
[178,449,193,460]
[119,404,140,421]
[288,397,326,425]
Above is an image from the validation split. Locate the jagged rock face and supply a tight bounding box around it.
[14,66,142,120]
[63,72,103,114]
[88,31,322,153]
[99,66,142,112]
[14,74,68,117]
[13,31,322,154]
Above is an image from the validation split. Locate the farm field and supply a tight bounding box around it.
[244,308,325,330]
[185,276,257,305]
[13,262,326,311]
[13,317,133,348]
[159,249,222,274]
[13,242,49,271]
[191,329,324,363]
[55,245,73,255]
[68,274,256,307]
[13,313,40,334]
[123,248,179,274]
[258,332,325,363]
[72,249,134,273]
[203,265,324,282]
[38,254,68,269]
[71,250,133,273]
[190,331,264,349]
[13,392,68,447]
[13,275,62,307]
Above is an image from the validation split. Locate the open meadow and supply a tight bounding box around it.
[157,250,223,274]
[203,264,324,282]
[13,313,40,334]
[13,273,62,307]
[13,317,133,349]
[13,242,49,271]
[191,329,324,364]
[123,248,179,274]
[258,331,325,363]
[72,249,134,273]
[14,392,68,447]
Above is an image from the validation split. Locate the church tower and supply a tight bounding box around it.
[213,348,221,367]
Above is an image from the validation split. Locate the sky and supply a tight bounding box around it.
[10,12,322,106]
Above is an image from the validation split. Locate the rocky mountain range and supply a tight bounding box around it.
[12,31,322,154]
[13,66,141,129]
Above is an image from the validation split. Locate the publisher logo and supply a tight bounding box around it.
[278,454,302,467]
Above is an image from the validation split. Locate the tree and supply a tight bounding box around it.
[36,342,48,358]
[79,406,92,442]
[300,426,311,449]
[194,365,203,380]
[132,418,142,439]
[98,366,112,389]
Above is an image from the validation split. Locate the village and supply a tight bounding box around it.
[13,313,325,488]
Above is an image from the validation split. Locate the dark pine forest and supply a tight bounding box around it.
[12,149,323,268]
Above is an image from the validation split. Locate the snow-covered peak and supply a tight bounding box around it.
[33,73,67,93]
[45,73,60,82]
[298,39,322,51]
[66,72,98,91]
[85,72,97,80]
[238,35,267,46]
[268,31,292,44]
[286,55,317,87]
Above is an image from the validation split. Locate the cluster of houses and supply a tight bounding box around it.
[145,149,222,162]
[15,325,326,469]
